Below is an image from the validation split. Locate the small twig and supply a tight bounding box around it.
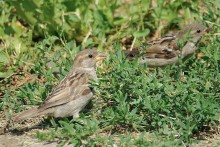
[95,0,99,5]
[19,60,35,66]
[63,11,81,20]
[130,37,136,51]
[158,114,176,120]
[82,25,92,48]
[61,10,65,25]
[205,20,220,27]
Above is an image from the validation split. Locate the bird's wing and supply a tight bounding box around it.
[38,71,91,111]
[147,34,176,45]
[145,44,166,53]
[144,33,180,59]
[144,44,179,59]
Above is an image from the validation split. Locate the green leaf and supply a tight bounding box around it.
[133,29,150,38]
[0,69,14,78]
[0,51,10,64]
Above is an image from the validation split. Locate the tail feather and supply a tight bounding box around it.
[12,107,39,122]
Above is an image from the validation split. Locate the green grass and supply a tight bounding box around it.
[0,0,220,146]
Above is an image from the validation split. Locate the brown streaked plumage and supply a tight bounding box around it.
[124,23,209,61]
[144,23,209,59]
[12,49,107,122]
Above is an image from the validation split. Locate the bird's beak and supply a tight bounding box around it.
[95,52,107,61]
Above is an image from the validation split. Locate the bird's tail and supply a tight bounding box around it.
[12,107,39,122]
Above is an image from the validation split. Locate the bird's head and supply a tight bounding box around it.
[177,23,210,40]
[73,49,107,68]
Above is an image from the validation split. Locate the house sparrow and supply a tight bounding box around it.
[124,23,209,66]
[12,49,107,122]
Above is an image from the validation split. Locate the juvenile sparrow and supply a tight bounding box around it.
[124,23,209,66]
[12,49,107,122]
[145,23,209,58]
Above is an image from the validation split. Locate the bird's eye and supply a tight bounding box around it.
[196,29,201,33]
[88,54,93,58]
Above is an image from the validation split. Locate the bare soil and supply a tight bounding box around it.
[0,113,219,147]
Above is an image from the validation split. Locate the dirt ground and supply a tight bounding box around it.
[0,131,220,147]
[0,134,57,147]
[0,128,219,147]
[0,124,72,147]
[0,113,219,147]
[193,133,220,147]
[0,114,66,147]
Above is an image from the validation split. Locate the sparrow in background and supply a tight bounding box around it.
[12,49,107,122]
[124,23,210,64]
